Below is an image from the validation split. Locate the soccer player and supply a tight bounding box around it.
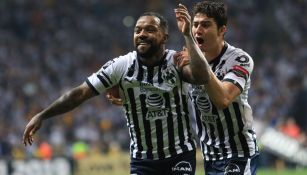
[175,1,259,175]
[23,11,209,175]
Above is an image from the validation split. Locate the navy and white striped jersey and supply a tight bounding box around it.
[86,50,196,160]
[190,43,258,161]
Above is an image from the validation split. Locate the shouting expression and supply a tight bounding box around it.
[192,13,226,53]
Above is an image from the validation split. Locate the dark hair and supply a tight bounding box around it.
[192,0,227,28]
[138,12,169,34]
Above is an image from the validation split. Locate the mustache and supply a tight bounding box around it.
[136,39,152,45]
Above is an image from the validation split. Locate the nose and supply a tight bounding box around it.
[138,29,148,37]
[137,31,149,41]
[194,24,202,33]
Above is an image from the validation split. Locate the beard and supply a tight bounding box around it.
[136,42,160,58]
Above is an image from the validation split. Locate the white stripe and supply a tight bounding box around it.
[244,157,251,175]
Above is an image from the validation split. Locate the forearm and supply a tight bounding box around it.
[184,34,211,84]
[204,72,240,109]
[39,83,94,120]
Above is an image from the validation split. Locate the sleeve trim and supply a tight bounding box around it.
[223,78,243,93]
[86,79,100,95]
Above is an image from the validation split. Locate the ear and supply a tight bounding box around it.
[162,33,169,44]
[218,25,227,36]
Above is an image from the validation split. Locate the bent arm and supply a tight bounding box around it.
[39,82,97,120]
[204,72,241,109]
[23,82,97,146]
[174,4,211,84]
[183,35,211,84]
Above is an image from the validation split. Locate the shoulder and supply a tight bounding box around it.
[103,51,136,67]
[224,43,254,71]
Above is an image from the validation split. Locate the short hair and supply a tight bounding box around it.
[138,12,169,34]
[192,0,228,28]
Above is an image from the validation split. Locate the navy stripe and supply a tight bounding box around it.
[85,79,99,95]
[173,87,188,152]
[233,102,250,157]
[147,67,154,84]
[155,119,165,159]
[124,104,135,157]
[97,74,110,88]
[223,108,238,153]
[164,93,176,156]
[136,59,144,81]
[182,94,195,150]
[100,71,112,84]
[212,105,228,159]
[158,64,163,84]
[127,60,136,77]
[223,78,243,92]
[127,88,143,158]
[140,94,153,159]
[195,104,203,139]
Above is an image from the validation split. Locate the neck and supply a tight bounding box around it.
[205,41,225,62]
[139,49,165,67]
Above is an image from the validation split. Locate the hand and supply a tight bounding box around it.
[23,114,43,146]
[174,47,190,70]
[106,85,123,106]
[174,4,192,36]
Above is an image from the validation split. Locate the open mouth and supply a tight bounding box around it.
[196,37,204,45]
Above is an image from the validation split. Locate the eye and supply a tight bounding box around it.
[145,27,157,33]
[193,22,199,28]
[134,28,141,34]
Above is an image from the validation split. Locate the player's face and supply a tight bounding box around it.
[192,13,225,53]
[134,16,167,58]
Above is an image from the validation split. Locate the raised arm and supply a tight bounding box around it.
[22,82,97,146]
[174,4,211,85]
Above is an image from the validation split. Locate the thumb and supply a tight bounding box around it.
[182,46,187,52]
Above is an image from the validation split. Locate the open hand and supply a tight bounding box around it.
[174,4,192,36]
[23,114,43,146]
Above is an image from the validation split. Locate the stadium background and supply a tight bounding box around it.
[0,0,306,174]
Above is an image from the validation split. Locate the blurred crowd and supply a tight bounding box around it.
[0,0,306,168]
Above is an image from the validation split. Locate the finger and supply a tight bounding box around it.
[30,126,39,136]
[23,125,33,146]
[178,3,188,11]
[111,98,123,106]
[174,8,191,20]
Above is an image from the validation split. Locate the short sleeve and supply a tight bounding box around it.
[86,53,131,94]
[223,54,254,92]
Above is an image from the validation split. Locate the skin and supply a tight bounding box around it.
[172,8,241,110]
[134,15,168,66]
[23,15,168,146]
[23,12,210,146]
[189,12,241,109]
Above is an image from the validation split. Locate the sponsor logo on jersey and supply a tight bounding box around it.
[145,93,169,120]
[200,114,217,123]
[196,95,211,113]
[172,161,192,173]
[225,163,241,174]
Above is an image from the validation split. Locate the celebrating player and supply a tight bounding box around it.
[176,1,259,175]
[23,11,209,175]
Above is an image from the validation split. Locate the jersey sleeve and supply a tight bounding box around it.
[223,54,254,92]
[86,54,129,94]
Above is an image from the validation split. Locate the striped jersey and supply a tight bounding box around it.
[86,50,196,160]
[190,42,258,161]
